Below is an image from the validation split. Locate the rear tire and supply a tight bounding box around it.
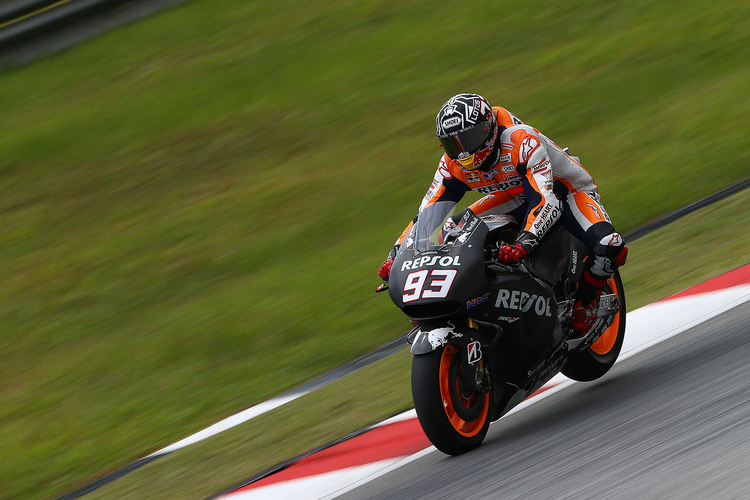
[411,345,492,455]
[562,270,626,382]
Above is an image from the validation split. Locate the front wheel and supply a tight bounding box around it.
[562,270,626,382]
[411,345,492,455]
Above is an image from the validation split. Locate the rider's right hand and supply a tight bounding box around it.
[378,258,394,281]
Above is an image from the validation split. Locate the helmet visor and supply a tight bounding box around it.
[439,123,492,160]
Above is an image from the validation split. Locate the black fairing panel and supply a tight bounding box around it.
[389,211,490,320]
[481,269,559,378]
[528,223,587,288]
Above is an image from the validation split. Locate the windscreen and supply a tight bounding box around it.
[411,201,481,253]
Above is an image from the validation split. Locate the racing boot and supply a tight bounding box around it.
[571,271,607,336]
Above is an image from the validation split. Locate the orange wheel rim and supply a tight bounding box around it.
[439,345,489,437]
[591,277,620,355]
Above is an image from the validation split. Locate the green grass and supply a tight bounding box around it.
[0,0,748,498]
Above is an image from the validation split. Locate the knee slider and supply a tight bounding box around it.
[594,233,625,258]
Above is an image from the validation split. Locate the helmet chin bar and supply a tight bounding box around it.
[476,139,502,172]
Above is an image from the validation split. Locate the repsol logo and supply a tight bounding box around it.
[539,203,558,220]
[495,289,552,317]
[475,179,522,194]
[533,203,559,234]
[401,255,461,271]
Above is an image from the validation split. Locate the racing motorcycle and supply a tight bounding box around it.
[378,201,626,455]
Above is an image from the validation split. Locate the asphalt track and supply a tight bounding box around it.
[340,302,750,499]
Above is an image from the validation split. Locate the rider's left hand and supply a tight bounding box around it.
[497,231,539,264]
[498,243,528,264]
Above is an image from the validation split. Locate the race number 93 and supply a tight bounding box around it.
[402,269,458,303]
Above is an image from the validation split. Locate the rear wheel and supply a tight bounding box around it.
[562,270,626,382]
[411,344,492,455]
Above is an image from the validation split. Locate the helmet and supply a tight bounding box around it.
[436,93,498,171]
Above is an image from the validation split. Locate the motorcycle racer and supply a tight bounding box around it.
[378,93,628,336]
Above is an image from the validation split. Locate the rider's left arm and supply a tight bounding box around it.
[517,134,562,241]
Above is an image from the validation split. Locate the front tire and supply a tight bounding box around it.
[411,344,492,455]
[562,270,626,382]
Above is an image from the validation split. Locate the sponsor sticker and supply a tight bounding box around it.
[467,292,491,309]
[475,179,523,195]
[425,321,462,349]
[603,233,623,246]
[495,289,553,317]
[467,341,483,365]
[498,316,520,323]
[400,255,462,272]
[482,168,499,179]
[532,159,551,173]
[442,117,461,129]
[466,172,482,183]
[438,158,452,179]
[586,202,602,219]
[520,136,540,163]
[532,203,560,235]
[422,179,439,204]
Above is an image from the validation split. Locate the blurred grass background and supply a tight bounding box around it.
[0,0,748,497]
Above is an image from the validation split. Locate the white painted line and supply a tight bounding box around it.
[148,392,307,457]
[621,284,750,358]
[222,457,411,500]
[320,448,437,500]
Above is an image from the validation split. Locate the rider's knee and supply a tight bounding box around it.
[594,233,627,264]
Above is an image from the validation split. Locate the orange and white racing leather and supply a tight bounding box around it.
[396,107,611,249]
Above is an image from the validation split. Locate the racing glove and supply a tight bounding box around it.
[498,231,539,264]
[377,245,399,281]
[378,258,394,281]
